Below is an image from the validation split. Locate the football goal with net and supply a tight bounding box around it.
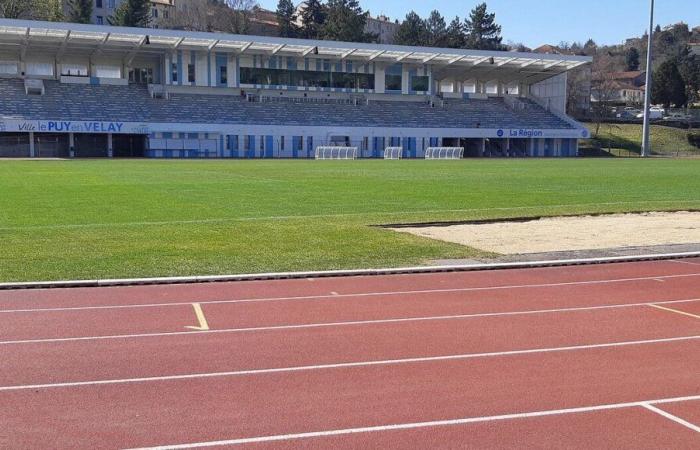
[315,146,358,160]
[424,147,464,160]
[383,147,403,159]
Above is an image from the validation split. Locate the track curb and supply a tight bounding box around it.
[1,251,699,290]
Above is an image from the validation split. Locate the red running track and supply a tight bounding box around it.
[1,258,699,449]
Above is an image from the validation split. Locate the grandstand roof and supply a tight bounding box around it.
[0,19,590,83]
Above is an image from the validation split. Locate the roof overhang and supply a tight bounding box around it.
[0,19,591,78]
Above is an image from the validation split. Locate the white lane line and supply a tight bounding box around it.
[1,335,697,392]
[2,298,699,346]
[2,272,700,314]
[124,395,700,449]
[672,260,700,267]
[641,403,700,433]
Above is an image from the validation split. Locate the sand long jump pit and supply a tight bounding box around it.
[391,211,700,255]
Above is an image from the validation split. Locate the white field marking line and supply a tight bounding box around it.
[1,335,698,392]
[125,395,700,449]
[2,199,699,231]
[3,271,700,315]
[649,304,700,320]
[641,403,700,433]
[2,298,700,346]
[672,260,700,266]
[184,303,210,331]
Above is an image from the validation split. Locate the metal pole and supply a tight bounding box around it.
[641,0,655,157]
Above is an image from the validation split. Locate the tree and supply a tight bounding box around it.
[394,11,428,46]
[677,48,700,105]
[590,54,618,137]
[583,38,597,56]
[425,10,447,47]
[463,2,503,50]
[221,0,257,35]
[276,0,298,38]
[299,0,325,39]
[321,0,375,43]
[625,47,640,71]
[108,0,151,27]
[67,0,93,24]
[0,0,63,20]
[651,58,688,108]
[444,16,465,48]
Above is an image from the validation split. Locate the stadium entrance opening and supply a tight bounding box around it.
[460,139,483,157]
[113,135,146,157]
[72,133,146,158]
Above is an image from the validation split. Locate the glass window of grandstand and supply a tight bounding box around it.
[95,0,102,7]
[0,62,18,75]
[152,8,158,18]
[129,67,153,84]
[411,75,429,92]
[96,16,103,25]
[61,63,88,77]
[219,65,227,85]
[385,73,402,91]
[26,62,54,77]
[94,65,121,79]
[240,67,374,90]
[188,64,195,83]
[108,0,115,8]
[171,63,178,83]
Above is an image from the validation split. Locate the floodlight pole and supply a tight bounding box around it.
[641,0,655,157]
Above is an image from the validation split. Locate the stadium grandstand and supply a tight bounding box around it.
[0,19,591,159]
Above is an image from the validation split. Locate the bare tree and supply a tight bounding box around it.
[590,54,619,137]
[219,0,257,35]
[161,0,257,33]
[566,65,591,119]
[160,0,214,31]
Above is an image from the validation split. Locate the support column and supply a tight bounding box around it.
[574,139,580,157]
[506,138,511,157]
[526,139,533,157]
[479,138,486,157]
[107,133,113,158]
[69,133,75,158]
[29,132,35,158]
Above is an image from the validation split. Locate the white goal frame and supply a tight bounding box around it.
[315,146,358,160]
[425,147,464,160]
[384,147,403,159]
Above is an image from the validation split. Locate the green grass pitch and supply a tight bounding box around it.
[1,158,699,282]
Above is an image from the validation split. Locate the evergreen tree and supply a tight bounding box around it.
[444,16,465,48]
[583,38,597,56]
[651,58,688,108]
[108,0,151,27]
[299,0,326,39]
[463,3,503,50]
[425,10,447,47]
[276,0,298,38]
[625,47,640,71]
[67,0,93,24]
[394,11,428,46]
[677,48,700,105]
[321,0,375,42]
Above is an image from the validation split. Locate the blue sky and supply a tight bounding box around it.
[257,0,700,47]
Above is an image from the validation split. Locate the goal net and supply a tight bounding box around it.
[315,146,358,160]
[384,147,403,159]
[425,147,464,160]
